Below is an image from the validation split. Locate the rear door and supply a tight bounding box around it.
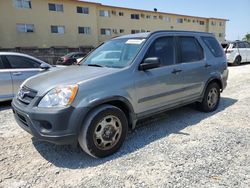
[0,56,13,101]
[237,42,247,62]
[176,36,208,100]
[244,42,250,62]
[4,55,42,94]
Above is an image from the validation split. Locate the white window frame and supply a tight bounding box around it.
[49,3,64,12]
[78,27,91,35]
[16,23,35,33]
[51,25,65,34]
[14,0,31,9]
[77,7,89,14]
[99,10,110,17]
[164,17,171,22]
[100,28,111,36]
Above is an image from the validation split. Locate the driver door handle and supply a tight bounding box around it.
[172,69,182,74]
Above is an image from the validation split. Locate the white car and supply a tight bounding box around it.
[223,41,250,65]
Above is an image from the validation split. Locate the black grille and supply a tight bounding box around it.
[17,86,37,105]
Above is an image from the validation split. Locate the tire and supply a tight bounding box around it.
[233,56,241,66]
[78,105,128,158]
[197,82,220,112]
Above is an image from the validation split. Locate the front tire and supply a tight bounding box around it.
[78,105,128,158]
[197,82,220,112]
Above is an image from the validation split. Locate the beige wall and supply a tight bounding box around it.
[0,0,227,48]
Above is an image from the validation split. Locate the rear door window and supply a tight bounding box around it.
[6,56,40,69]
[0,57,4,69]
[178,36,204,63]
[237,42,246,48]
[201,36,224,57]
[244,42,250,48]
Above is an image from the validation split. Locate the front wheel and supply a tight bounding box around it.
[197,82,220,112]
[78,105,128,158]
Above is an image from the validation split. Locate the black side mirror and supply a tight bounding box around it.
[40,63,51,70]
[139,57,161,71]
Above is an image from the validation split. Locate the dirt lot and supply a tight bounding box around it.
[0,64,250,188]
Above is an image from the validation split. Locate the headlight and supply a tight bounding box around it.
[38,85,78,108]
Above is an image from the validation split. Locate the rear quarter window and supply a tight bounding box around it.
[201,36,224,57]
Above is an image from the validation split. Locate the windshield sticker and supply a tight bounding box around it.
[126,39,145,45]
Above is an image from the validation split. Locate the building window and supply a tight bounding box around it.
[164,17,171,22]
[187,19,191,23]
[76,7,89,14]
[131,14,140,20]
[78,27,91,34]
[131,30,140,34]
[199,21,205,25]
[146,15,151,19]
[159,15,163,20]
[16,24,35,33]
[99,10,110,17]
[177,18,183,23]
[111,10,117,16]
[100,28,111,35]
[219,33,223,38]
[219,22,223,26]
[120,29,125,33]
[153,16,157,20]
[51,25,65,34]
[141,29,146,33]
[48,3,63,12]
[14,0,31,9]
[119,12,124,16]
[211,21,216,26]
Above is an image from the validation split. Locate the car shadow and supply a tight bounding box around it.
[32,97,237,169]
[0,101,12,112]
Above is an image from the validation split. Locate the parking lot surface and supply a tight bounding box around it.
[0,65,250,188]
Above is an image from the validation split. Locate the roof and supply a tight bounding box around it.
[115,30,213,40]
[76,0,228,21]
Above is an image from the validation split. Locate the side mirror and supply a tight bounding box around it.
[40,63,51,70]
[139,57,161,71]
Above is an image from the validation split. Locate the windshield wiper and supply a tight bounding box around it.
[86,64,103,67]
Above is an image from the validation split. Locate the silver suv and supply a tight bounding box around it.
[12,31,228,158]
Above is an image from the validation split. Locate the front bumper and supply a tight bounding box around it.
[12,97,88,145]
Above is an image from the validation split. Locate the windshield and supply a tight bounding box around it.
[80,38,146,68]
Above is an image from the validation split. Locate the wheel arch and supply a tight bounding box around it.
[201,77,223,100]
[84,96,136,129]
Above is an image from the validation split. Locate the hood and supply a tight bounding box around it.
[23,65,119,96]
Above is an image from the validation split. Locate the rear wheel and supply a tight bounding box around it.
[78,105,128,158]
[197,82,220,112]
[233,56,241,66]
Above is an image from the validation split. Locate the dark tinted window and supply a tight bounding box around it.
[6,56,40,69]
[238,42,245,48]
[0,57,4,69]
[244,42,250,48]
[48,3,56,11]
[179,37,204,63]
[202,36,224,57]
[145,37,175,66]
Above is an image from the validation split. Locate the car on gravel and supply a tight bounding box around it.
[12,31,228,158]
[56,52,86,66]
[222,40,250,65]
[0,52,59,102]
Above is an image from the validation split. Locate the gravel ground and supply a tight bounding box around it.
[0,64,250,188]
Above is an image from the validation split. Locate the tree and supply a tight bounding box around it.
[243,33,250,41]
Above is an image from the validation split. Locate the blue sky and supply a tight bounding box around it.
[84,0,250,40]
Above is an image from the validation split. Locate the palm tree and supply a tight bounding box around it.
[243,33,250,41]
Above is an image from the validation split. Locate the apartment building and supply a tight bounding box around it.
[0,0,228,48]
